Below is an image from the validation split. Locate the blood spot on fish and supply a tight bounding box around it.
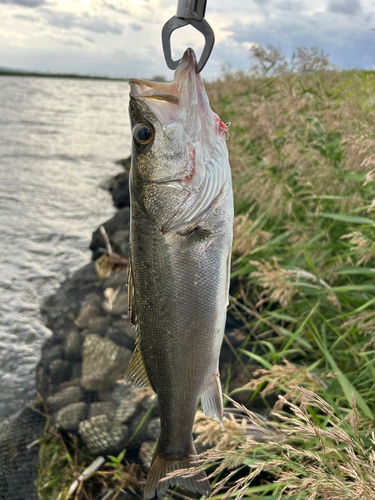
[214,114,228,137]
[182,148,196,184]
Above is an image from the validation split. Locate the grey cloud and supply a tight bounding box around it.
[130,23,143,31]
[0,0,45,7]
[328,0,362,15]
[226,8,375,70]
[43,10,123,35]
[103,2,129,14]
[14,13,38,20]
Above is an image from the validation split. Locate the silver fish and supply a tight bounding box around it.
[126,48,233,499]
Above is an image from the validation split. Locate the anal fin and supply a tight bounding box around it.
[201,373,223,425]
[125,342,151,388]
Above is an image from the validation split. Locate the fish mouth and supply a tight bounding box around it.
[128,48,204,126]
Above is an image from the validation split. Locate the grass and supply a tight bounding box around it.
[192,45,375,499]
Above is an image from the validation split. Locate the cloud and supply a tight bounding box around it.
[327,0,362,15]
[43,10,124,35]
[130,23,143,31]
[0,0,45,7]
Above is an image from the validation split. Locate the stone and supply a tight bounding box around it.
[87,316,109,336]
[75,304,101,329]
[40,343,64,368]
[41,263,99,330]
[146,418,161,440]
[111,230,130,259]
[101,270,128,290]
[83,292,103,307]
[82,335,132,391]
[141,394,157,411]
[109,170,130,209]
[46,386,84,413]
[106,326,134,350]
[49,359,71,384]
[102,288,128,315]
[115,400,139,424]
[71,362,82,379]
[97,388,114,402]
[112,319,136,341]
[55,402,88,431]
[139,441,155,468]
[90,208,130,260]
[79,415,128,455]
[63,330,82,361]
[89,402,117,419]
[128,411,151,444]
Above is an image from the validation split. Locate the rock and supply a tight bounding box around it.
[128,411,151,444]
[41,263,99,331]
[90,208,130,260]
[71,362,82,379]
[109,171,130,209]
[112,319,136,341]
[115,156,131,171]
[63,330,82,361]
[102,289,128,315]
[83,292,103,307]
[46,386,84,413]
[101,270,128,289]
[79,415,128,455]
[55,402,88,431]
[106,325,135,350]
[111,230,130,259]
[97,388,114,402]
[139,441,155,468]
[115,400,139,424]
[49,359,71,384]
[82,335,132,391]
[140,394,157,411]
[87,316,109,336]
[75,304,101,329]
[146,418,161,441]
[89,402,117,419]
[40,344,64,368]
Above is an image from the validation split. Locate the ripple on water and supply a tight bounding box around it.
[0,76,131,421]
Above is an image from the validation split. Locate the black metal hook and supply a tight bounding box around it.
[161,0,215,73]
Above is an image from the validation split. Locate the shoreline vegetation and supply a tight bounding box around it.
[33,46,375,499]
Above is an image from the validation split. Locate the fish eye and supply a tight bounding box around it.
[133,124,154,148]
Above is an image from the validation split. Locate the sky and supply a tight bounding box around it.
[0,0,374,79]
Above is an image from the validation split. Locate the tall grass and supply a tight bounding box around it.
[199,46,375,498]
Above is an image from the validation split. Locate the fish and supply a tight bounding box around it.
[126,48,233,499]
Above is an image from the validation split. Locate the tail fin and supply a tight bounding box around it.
[144,441,211,500]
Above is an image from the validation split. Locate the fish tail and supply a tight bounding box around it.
[143,439,211,500]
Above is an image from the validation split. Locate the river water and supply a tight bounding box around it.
[0,76,131,422]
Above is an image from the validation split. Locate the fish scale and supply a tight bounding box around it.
[126,48,233,499]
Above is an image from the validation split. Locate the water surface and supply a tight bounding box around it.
[0,76,131,421]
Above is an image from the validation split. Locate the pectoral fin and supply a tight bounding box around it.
[127,258,137,325]
[201,373,223,425]
[180,228,215,253]
[125,342,151,388]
